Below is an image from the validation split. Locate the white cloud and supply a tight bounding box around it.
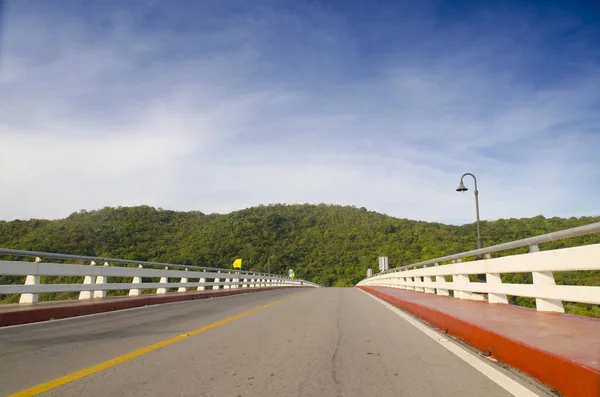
[0,1,598,223]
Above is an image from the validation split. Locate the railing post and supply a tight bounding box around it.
[452,259,474,300]
[79,261,97,300]
[129,265,143,296]
[484,254,508,304]
[423,265,435,294]
[213,271,221,290]
[415,272,425,292]
[198,270,206,291]
[94,262,109,298]
[434,263,450,296]
[224,273,231,290]
[232,273,238,289]
[530,244,565,312]
[178,268,188,292]
[20,256,42,303]
[396,276,405,289]
[387,275,394,288]
[157,266,169,294]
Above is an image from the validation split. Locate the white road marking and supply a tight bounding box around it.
[358,289,541,397]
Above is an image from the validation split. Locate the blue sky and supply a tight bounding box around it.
[0,0,599,223]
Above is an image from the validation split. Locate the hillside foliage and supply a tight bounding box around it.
[1,205,598,316]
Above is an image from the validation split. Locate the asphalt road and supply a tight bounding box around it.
[0,288,552,397]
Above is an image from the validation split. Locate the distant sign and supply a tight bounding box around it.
[288,269,295,278]
[233,259,242,269]
[378,257,388,272]
[367,269,372,277]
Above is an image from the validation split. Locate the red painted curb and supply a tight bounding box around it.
[359,286,600,397]
[0,287,301,327]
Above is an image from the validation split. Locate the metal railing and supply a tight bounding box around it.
[0,249,319,303]
[357,222,600,312]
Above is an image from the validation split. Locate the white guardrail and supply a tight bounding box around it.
[357,222,600,312]
[0,249,319,303]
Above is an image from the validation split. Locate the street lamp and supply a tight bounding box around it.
[456,173,486,284]
[456,172,482,252]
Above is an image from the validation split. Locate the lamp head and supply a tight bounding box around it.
[456,181,468,192]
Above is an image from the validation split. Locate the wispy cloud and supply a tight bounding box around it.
[1,1,598,223]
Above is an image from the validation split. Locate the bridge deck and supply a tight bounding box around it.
[0,288,551,397]
[360,286,600,397]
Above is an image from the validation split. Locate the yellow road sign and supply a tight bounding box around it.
[233,259,242,269]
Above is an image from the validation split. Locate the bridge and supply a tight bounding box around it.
[0,224,599,397]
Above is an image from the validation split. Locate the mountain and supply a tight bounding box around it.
[1,204,598,315]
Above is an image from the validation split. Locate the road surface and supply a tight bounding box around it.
[0,288,553,396]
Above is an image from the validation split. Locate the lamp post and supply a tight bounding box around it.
[456,173,486,283]
[456,173,482,252]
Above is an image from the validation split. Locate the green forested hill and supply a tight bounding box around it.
[1,204,599,314]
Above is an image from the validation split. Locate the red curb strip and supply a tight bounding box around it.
[359,286,600,397]
[0,287,301,327]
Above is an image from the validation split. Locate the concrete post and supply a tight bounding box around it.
[453,273,472,299]
[423,265,435,294]
[434,263,449,296]
[484,254,508,304]
[415,274,425,292]
[242,278,248,288]
[20,256,42,304]
[94,262,109,298]
[129,265,143,296]
[224,275,231,290]
[79,261,97,300]
[530,245,565,312]
[157,266,169,294]
[178,268,188,292]
[198,274,206,291]
[213,271,221,290]
[452,259,473,299]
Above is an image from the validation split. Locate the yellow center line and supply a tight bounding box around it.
[8,289,314,397]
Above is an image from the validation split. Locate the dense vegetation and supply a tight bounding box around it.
[1,205,598,316]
